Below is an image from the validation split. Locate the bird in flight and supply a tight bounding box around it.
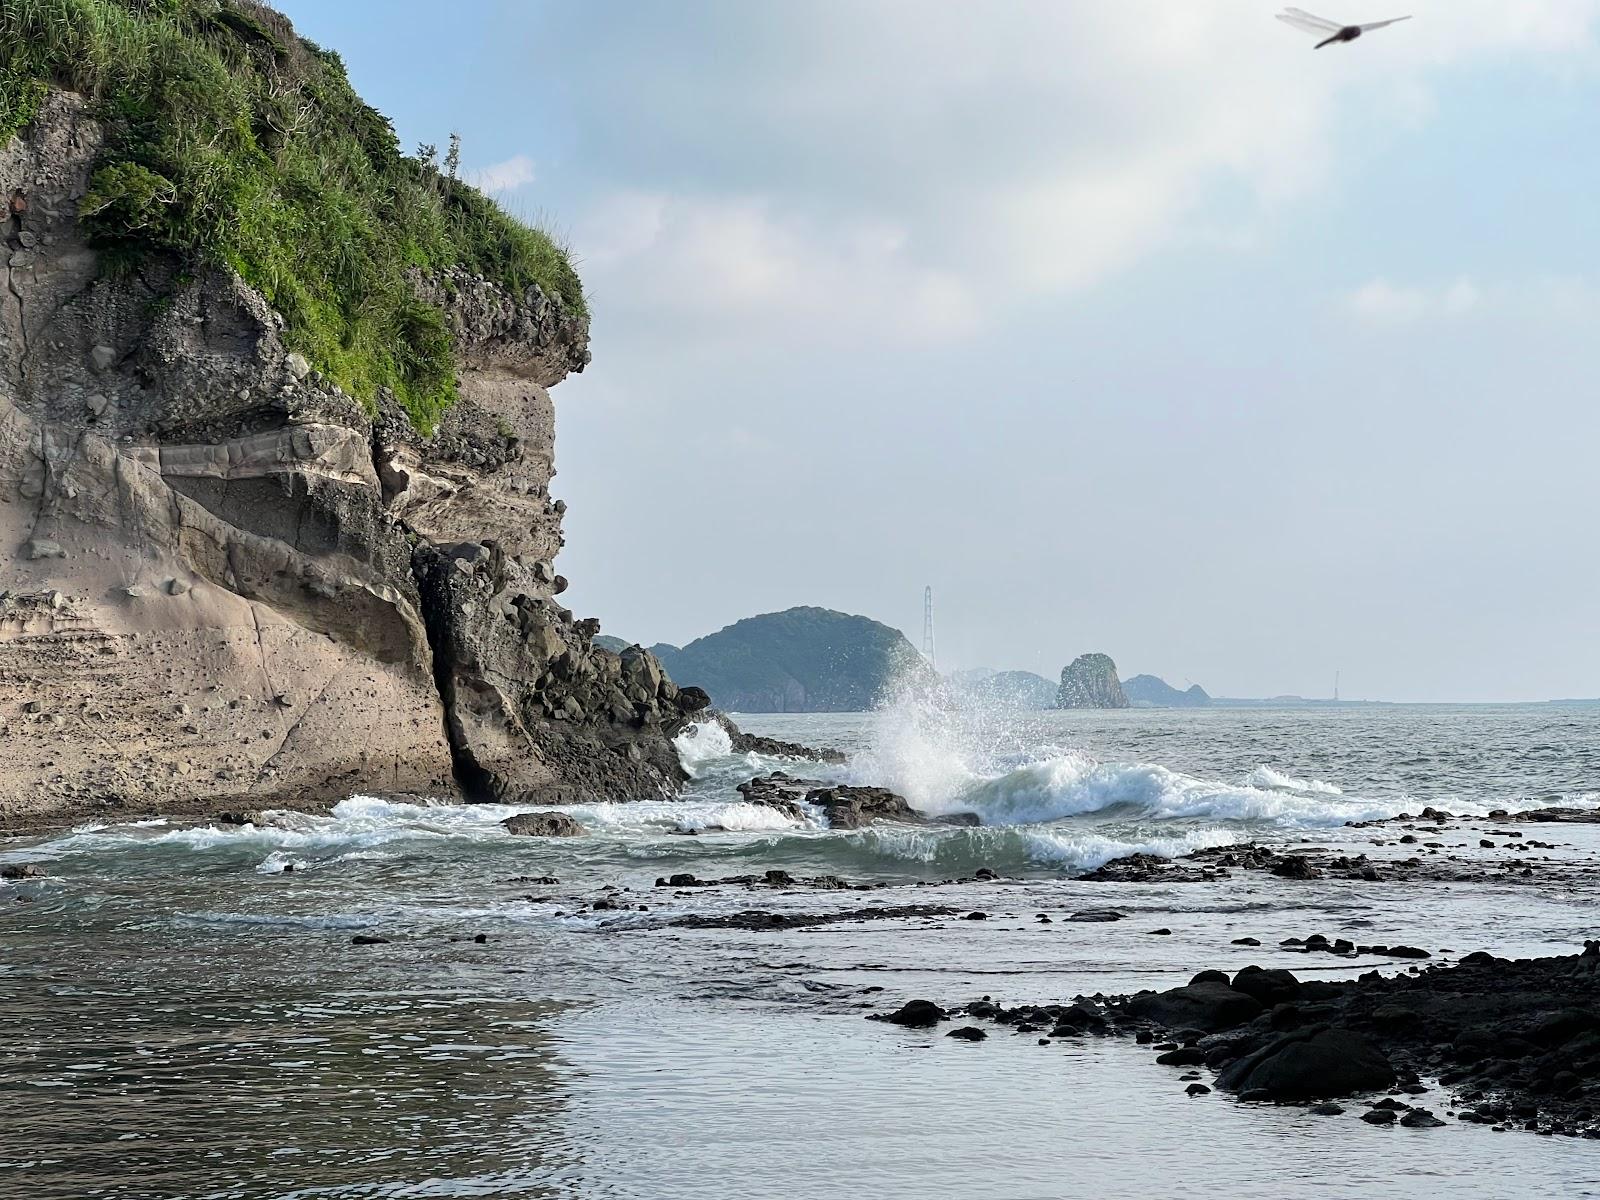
[1276,7,1412,49]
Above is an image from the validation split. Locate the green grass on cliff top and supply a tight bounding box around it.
[0,0,585,432]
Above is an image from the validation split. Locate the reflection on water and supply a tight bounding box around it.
[4,706,1600,1197]
[0,957,577,1198]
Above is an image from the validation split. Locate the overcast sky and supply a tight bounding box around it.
[279,0,1600,701]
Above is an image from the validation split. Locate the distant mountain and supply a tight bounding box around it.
[1122,674,1211,708]
[954,669,1058,709]
[652,606,934,713]
[1056,653,1129,709]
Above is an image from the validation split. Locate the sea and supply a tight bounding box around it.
[3,700,1599,1199]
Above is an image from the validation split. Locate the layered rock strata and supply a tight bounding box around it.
[0,93,703,823]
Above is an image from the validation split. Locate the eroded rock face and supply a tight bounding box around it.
[1056,652,1129,709]
[0,93,689,823]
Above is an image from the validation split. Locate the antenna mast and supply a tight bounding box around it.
[922,586,936,670]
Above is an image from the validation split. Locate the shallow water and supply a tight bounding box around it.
[3,702,1599,1198]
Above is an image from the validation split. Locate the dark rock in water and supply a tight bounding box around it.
[1056,653,1129,709]
[0,863,46,880]
[215,810,263,826]
[1067,909,1126,923]
[1230,965,1302,1008]
[1232,937,1261,946]
[1361,1108,1397,1125]
[1216,1027,1395,1100]
[963,911,988,921]
[1078,853,1173,882]
[1309,1102,1345,1116]
[881,1000,946,1028]
[707,712,846,764]
[1126,982,1265,1033]
[738,772,928,829]
[674,904,956,932]
[1400,1109,1447,1128]
[500,811,585,837]
[1156,1047,1207,1066]
[1148,928,1173,936]
[1384,945,1431,959]
[973,867,999,881]
[1270,855,1320,880]
[946,1026,987,1041]
[350,934,390,946]
[1186,1083,1212,1096]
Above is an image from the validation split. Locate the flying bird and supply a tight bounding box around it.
[1276,7,1412,49]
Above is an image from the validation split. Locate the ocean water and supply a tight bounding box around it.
[3,700,1599,1198]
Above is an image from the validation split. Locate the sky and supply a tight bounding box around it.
[277,0,1600,702]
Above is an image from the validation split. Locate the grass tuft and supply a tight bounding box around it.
[0,0,585,432]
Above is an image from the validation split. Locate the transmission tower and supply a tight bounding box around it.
[922,586,936,669]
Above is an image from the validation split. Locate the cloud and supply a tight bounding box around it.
[1346,277,1481,323]
[466,154,535,193]
[577,192,978,345]
[545,1,1600,344]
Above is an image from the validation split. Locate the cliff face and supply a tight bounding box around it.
[0,91,703,823]
[654,607,935,713]
[1056,653,1129,709]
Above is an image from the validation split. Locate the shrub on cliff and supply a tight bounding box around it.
[0,0,583,432]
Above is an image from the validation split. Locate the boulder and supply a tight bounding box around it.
[1216,1026,1396,1100]
[500,811,585,837]
[1126,981,1265,1033]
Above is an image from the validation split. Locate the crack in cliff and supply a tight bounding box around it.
[253,667,339,784]
[5,265,27,381]
[410,546,491,802]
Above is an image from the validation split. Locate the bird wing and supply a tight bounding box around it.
[1358,15,1413,31]
[1276,7,1345,36]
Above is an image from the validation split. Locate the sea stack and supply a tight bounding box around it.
[1056,653,1130,709]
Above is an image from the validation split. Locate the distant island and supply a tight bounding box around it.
[1057,653,1129,709]
[1123,674,1211,708]
[638,607,934,712]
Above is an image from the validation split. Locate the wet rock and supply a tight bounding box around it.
[1309,1102,1345,1116]
[1215,1027,1395,1100]
[0,863,46,880]
[1186,1083,1212,1096]
[500,811,585,837]
[350,934,390,946]
[947,1026,987,1041]
[880,1000,946,1028]
[1126,981,1264,1033]
[1362,1108,1397,1125]
[1400,1109,1447,1128]
[1270,855,1320,880]
[1067,909,1126,923]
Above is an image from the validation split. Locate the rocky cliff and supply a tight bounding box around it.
[0,11,704,825]
[1055,653,1129,709]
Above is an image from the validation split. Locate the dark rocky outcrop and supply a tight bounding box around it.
[1056,653,1129,709]
[737,771,977,829]
[1215,1026,1395,1100]
[500,811,585,837]
[708,711,846,763]
[652,606,935,713]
